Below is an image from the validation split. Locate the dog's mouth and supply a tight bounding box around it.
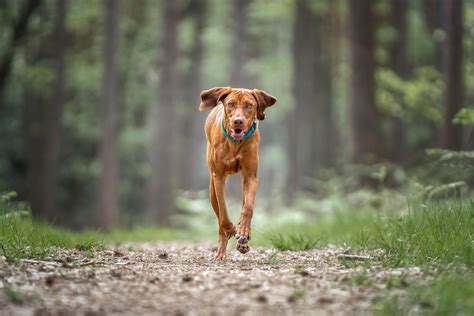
[231,128,247,140]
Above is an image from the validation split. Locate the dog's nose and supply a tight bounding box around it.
[233,118,244,126]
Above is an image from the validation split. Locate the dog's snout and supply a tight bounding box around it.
[233,118,244,126]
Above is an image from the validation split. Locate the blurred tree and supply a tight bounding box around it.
[348,0,383,163]
[288,0,335,198]
[229,0,250,87]
[98,0,120,229]
[311,5,335,172]
[388,0,408,163]
[441,0,463,150]
[178,0,207,190]
[42,0,67,222]
[288,0,314,196]
[0,0,42,109]
[424,0,445,70]
[147,0,180,224]
[23,1,66,222]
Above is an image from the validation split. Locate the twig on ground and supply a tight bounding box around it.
[337,254,371,261]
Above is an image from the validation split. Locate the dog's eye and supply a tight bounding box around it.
[227,102,235,108]
[245,103,252,109]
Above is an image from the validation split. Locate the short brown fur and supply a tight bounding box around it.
[199,87,276,260]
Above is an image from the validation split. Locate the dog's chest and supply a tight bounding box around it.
[214,149,243,174]
[222,156,241,174]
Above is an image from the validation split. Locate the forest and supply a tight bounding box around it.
[1,0,474,314]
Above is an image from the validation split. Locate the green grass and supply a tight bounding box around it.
[3,283,26,305]
[264,199,474,268]
[264,231,320,251]
[372,201,474,267]
[261,209,377,251]
[0,193,103,260]
[94,226,211,244]
[375,273,474,315]
[0,211,103,260]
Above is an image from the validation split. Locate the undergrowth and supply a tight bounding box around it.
[374,272,474,315]
[264,199,473,268]
[0,192,102,260]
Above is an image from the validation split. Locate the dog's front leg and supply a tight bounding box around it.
[236,173,258,254]
[212,173,235,260]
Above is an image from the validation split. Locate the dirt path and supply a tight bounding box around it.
[0,242,421,315]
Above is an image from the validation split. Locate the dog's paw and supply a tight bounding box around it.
[236,242,250,254]
[235,234,251,243]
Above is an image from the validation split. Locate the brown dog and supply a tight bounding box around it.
[199,87,277,260]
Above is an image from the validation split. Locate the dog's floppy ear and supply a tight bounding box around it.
[199,87,232,111]
[252,89,277,120]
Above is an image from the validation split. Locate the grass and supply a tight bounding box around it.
[92,226,211,244]
[264,231,320,251]
[0,211,103,260]
[374,273,474,315]
[3,283,26,305]
[264,199,474,268]
[262,199,474,315]
[372,201,474,267]
[0,193,102,260]
[261,208,377,250]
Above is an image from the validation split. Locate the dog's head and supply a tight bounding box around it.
[199,87,277,141]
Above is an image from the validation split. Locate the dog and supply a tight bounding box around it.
[199,87,277,260]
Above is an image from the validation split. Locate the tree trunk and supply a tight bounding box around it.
[288,0,316,198]
[424,0,445,71]
[41,0,67,222]
[98,0,120,229]
[0,0,42,110]
[348,0,382,164]
[441,0,463,150]
[389,0,408,163]
[147,0,180,224]
[178,0,207,191]
[312,8,334,171]
[229,0,250,87]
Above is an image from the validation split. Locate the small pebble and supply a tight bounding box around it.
[256,294,268,303]
[158,251,168,259]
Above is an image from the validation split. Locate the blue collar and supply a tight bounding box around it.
[221,119,257,144]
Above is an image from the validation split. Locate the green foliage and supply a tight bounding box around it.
[453,108,474,126]
[376,67,443,124]
[0,192,102,260]
[426,148,474,170]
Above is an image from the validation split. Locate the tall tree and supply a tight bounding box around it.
[441,0,463,149]
[389,0,408,163]
[424,0,445,70]
[288,0,317,197]
[288,1,335,201]
[42,0,67,221]
[348,0,382,163]
[24,1,65,222]
[98,0,120,229]
[178,0,207,190]
[147,0,180,224]
[0,0,42,110]
[311,6,335,171]
[229,0,250,87]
